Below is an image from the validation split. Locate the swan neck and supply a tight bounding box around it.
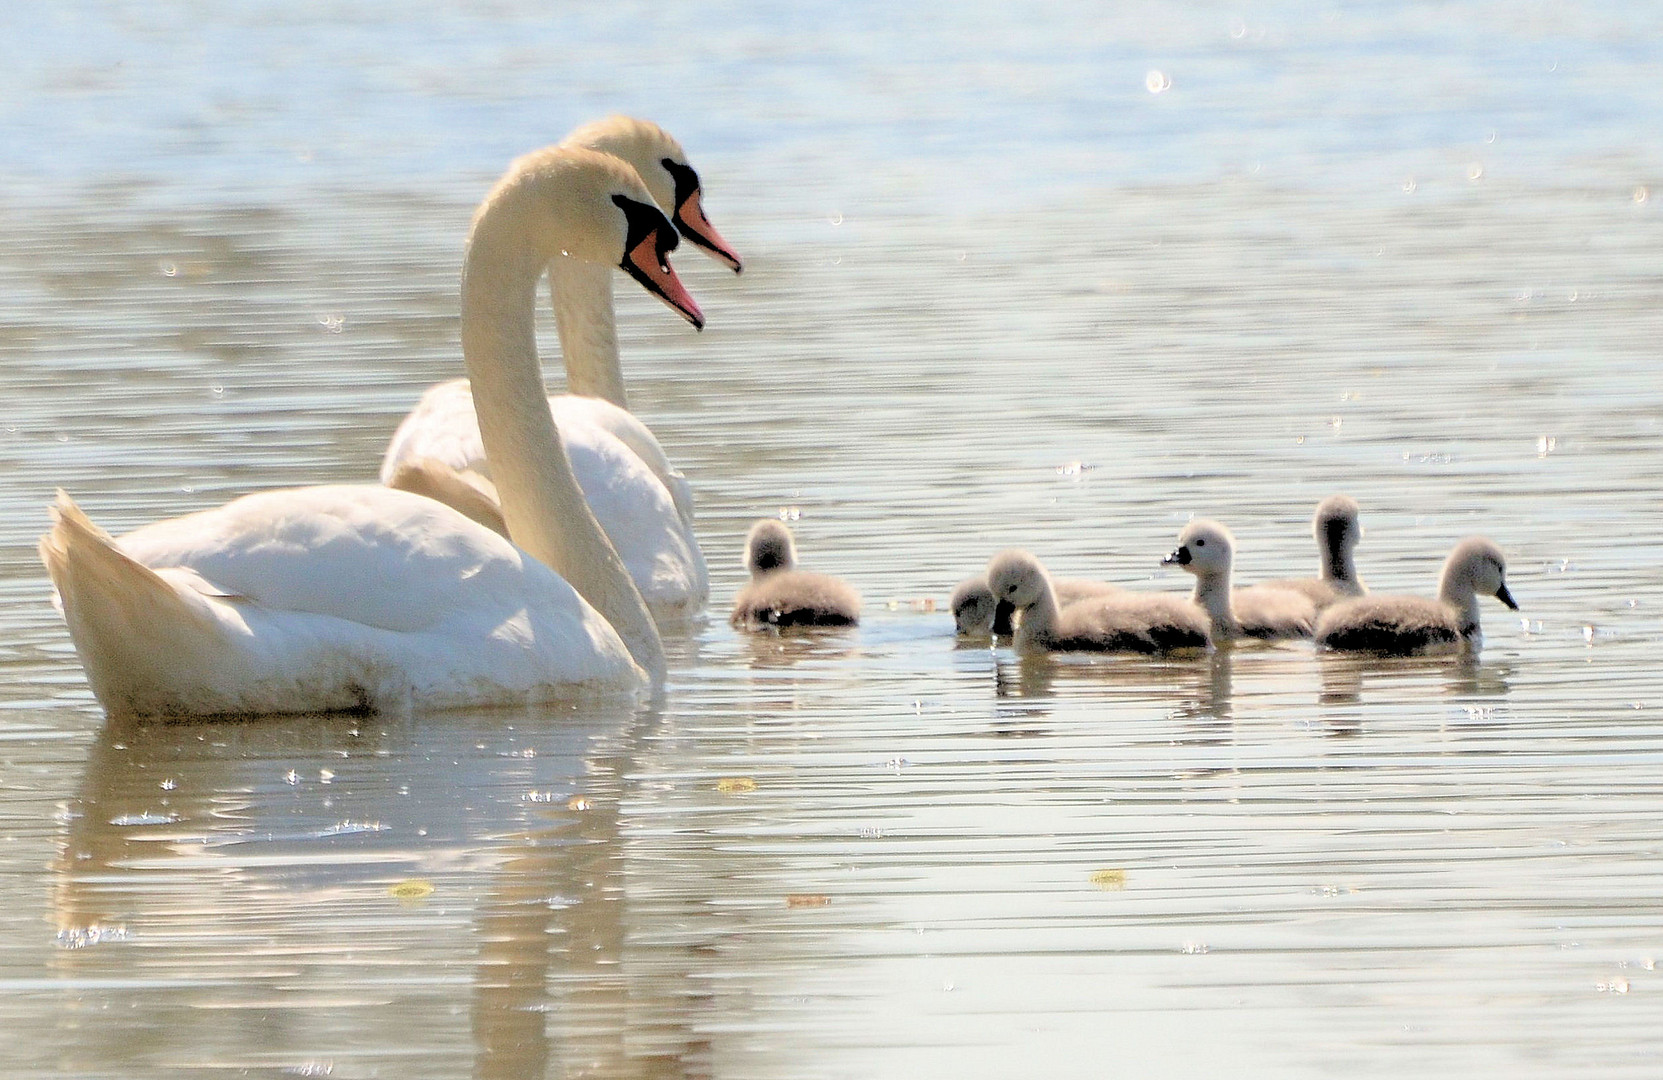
[1190,569,1238,635]
[461,220,665,682]
[1437,565,1482,635]
[549,256,626,407]
[1322,545,1357,588]
[1014,580,1060,651]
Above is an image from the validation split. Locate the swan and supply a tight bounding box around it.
[951,574,1120,636]
[383,117,740,616]
[730,520,861,629]
[39,146,700,718]
[1260,495,1367,609]
[1163,519,1317,640]
[986,550,1211,654]
[1315,536,1518,655]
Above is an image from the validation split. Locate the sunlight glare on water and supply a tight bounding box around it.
[2,1,1663,1077]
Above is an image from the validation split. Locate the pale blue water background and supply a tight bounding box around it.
[2,2,1662,1077]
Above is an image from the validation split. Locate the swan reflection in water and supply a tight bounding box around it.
[51,702,708,1078]
[1317,651,1513,736]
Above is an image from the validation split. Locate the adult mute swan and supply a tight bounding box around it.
[39,147,700,718]
[1163,519,1317,641]
[383,117,740,616]
[1260,495,1368,609]
[986,550,1211,655]
[1315,536,1517,655]
[730,520,861,629]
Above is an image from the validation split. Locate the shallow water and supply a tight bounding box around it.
[3,2,1663,1076]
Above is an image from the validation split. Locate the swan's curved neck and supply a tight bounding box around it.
[1189,566,1238,634]
[461,210,665,682]
[548,256,627,407]
[1013,579,1060,651]
[1437,567,1482,636]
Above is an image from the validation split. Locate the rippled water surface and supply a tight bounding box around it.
[3,2,1663,1077]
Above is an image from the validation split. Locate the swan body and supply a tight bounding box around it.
[40,488,642,716]
[1164,519,1316,641]
[383,117,740,615]
[1316,536,1517,655]
[42,146,699,717]
[1260,495,1367,609]
[730,520,861,630]
[384,380,703,612]
[951,574,1120,636]
[986,550,1210,655]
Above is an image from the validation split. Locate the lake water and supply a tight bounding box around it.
[3,2,1663,1076]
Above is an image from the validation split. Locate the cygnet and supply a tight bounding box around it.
[951,574,1120,636]
[1163,518,1316,641]
[985,549,1210,654]
[1260,494,1367,609]
[1315,536,1517,655]
[730,520,861,630]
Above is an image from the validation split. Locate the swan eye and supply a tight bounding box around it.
[1194,538,1205,547]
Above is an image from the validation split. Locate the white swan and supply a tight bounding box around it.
[1162,519,1316,641]
[382,117,740,616]
[39,147,700,718]
[1316,536,1518,655]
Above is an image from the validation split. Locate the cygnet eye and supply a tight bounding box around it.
[1195,538,1206,547]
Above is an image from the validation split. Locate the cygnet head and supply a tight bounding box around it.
[1439,536,1518,610]
[950,578,998,635]
[1314,494,1362,556]
[481,146,704,329]
[743,519,797,576]
[1164,519,1235,580]
[563,115,743,272]
[986,550,1049,612]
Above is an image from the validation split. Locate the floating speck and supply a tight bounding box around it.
[388,879,434,901]
[1145,70,1172,94]
[716,777,757,794]
[1090,868,1127,890]
[786,893,831,909]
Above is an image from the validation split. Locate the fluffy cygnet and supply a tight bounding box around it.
[730,520,861,630]
[950,574,1120,636]
[1261,495,1367,609]
[1164,518,1316,641]
[985,550,1210,654]
[1316,536,1517,655]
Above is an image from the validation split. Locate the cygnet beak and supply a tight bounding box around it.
[1495,582,1519,610]
[1163,546,1191,567]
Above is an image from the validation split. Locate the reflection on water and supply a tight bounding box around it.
[3,0,1663,1075]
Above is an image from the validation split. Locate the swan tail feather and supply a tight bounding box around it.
[39,492,228,716]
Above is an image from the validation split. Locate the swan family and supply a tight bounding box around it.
[39,119,1524,720]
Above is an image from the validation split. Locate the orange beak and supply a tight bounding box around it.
[624,232,704,330]
[676,189,743,273]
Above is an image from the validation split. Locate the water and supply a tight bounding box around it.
[3,2,1663,1076]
